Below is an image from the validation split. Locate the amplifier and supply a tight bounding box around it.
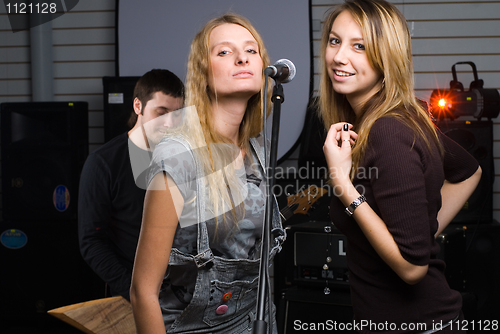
[284,220,349,290]
[282,221,466,290]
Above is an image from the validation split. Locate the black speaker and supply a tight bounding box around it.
[0,102,104,331]
[1,102,89,222]
[463,220,500,320]
[277,287,353,333]
[436,120,494,223]
[436,225,466,292]
[102,76,140,142]
[0,221,104,330]
[433,221,500,321]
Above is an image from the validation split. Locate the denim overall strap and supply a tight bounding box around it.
[164,135,214,268]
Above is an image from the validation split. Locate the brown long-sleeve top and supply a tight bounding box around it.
[330,115,479,333]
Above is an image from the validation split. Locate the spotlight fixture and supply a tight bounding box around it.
[430,61,500,120]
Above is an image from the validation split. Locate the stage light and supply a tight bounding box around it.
[430,62,500,120]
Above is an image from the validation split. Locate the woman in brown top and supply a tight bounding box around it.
[320,0,481,333]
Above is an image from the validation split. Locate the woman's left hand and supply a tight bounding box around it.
[323,122,357,188]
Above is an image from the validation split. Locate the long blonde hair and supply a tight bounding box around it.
[318,0,442,176]
[172,13,271,227]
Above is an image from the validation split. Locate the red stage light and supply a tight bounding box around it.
[429,62,500,120]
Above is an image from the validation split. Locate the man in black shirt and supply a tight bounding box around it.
[78,69,184,300]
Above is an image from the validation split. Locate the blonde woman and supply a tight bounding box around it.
[130,14,283,334]
[320,0,480,332]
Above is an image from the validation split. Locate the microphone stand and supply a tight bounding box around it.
[253,81,284,334]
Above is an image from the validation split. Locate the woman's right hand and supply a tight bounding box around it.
[323,122,357,188]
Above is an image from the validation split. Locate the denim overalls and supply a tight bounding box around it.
[160,135,285,333]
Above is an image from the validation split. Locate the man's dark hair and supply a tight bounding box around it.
[133,69,185,114]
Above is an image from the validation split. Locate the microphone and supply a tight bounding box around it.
[265,59,296,83]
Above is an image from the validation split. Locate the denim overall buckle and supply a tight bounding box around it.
[193,248,214,268]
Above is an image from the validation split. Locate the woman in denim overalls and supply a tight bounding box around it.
[131,14,285,334]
